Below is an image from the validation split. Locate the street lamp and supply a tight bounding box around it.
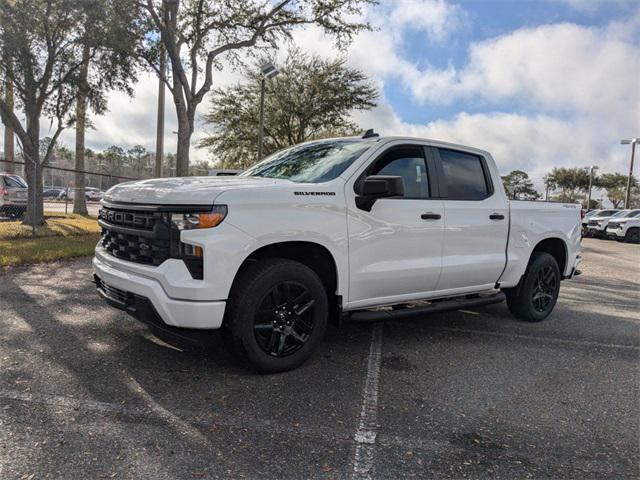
[621,138,638,209]
[257,62,279,161]
[587,165,598,210]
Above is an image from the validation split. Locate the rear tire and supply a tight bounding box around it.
[223,258,328,374]
[503,252,561,322]
[624,228,640,244]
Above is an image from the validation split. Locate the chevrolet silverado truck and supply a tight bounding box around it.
[93,134,582,373]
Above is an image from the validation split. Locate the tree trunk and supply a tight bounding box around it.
[2,76,15,174]
[155,45,165,178]
[73,44,90,215]
[175,107,193,177]
[22,116,44,226]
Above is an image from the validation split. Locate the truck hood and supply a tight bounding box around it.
[103,176,292,205]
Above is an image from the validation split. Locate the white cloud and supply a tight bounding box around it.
[299,8,640,191]
[388,0,465,42]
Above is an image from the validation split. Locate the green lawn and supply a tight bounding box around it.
[0,213,101,267]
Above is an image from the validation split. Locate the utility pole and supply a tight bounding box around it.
[257,62,279,161]
[587,165,598,210]
[257,77,265,161]
[621,138,638,209]
[155,45,166,178]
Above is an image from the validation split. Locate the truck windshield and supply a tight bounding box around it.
[240,140,371,183]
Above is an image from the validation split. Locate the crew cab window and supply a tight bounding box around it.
[370,147,429,198]
[438,148,490,200]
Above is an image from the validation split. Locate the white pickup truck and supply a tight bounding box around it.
[94,134,582,372]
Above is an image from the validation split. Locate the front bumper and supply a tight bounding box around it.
[93,254,225,329]
[606,227,625,238]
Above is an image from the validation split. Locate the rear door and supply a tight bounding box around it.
[346,144,445,307]
[431,147,508,291]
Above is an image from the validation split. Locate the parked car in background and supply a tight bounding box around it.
[85,189,105,202]
[606,210,640,243]
[584,209,623,237]
[0,173,28,218]
[58,187,104,202]
[43,187,65,198]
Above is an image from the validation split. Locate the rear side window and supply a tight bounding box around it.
[437,148,490,200]
[3,176,27,188]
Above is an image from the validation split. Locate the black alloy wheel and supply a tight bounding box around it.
[531,266,557,313]
[504,252,561,322]
[253,281,316,357]
[223,258,328,373]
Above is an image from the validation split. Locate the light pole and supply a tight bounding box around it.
[587,165,598,210]
[621,138,638,208]
[257,62,279,161]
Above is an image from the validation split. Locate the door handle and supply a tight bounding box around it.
[421,212,441,220]
[489,213,505,220]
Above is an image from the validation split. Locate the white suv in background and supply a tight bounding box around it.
[586,209,628,238]
[606,210,640,243]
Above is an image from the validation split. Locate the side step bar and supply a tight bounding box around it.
[349,292,505,322]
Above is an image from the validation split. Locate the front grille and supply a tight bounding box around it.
[98,204,205,279]
[101,228,171,265]
[99,206,173,266]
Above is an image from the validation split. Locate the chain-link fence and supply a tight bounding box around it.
[1,158,138,219]
[0,158,142,267]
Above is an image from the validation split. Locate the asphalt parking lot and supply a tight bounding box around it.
[1,238,638,479]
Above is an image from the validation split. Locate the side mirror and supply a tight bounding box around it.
[356,175,405,211]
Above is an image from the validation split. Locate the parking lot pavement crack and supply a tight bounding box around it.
[351,323,384,480]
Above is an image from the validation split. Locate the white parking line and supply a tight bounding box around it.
[352,323,384,480]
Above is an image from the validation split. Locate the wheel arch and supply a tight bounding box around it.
[531,237,568,275]
[230,241,341,313]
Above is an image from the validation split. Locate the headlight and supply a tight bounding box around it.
[170,205,227,230]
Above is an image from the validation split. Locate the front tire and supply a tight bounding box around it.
[624,228,640,244]
[223,258,328,374]
[503,252,561,322]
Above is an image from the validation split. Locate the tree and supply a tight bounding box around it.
[543,167,590,203]
[73,0,140,215]
[0,0,136,225]
[501,170,540,200]
[201,49,376,169]
[188,159,211,176]
[98,146,129,189]
[128,145,151,175]
[596,172,638,208]
[200,49,377,169]
[139,0,374,176]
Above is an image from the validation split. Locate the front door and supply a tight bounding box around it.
[346,144,445,308]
